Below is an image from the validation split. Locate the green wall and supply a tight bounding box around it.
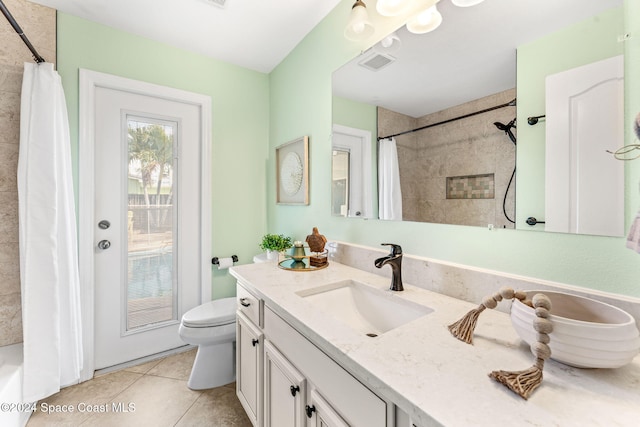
[57,13,270,299]
[269,0,640,298]
[516,7,625,227]
[332,96,377,136]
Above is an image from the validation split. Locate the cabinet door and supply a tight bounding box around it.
[237,312,263,427]
[264,340,306,427]
[306,389,349,427]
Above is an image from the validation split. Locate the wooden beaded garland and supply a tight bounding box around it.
[500,287,515,299]
[533,317,553,334]
[482,295,498,309]
[536,332,551,344]
[448,288,553,400]
[534,307,550,318]
[514,290,527,301]
[532,294,552,310]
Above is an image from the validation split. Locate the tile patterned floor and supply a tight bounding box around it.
[26,349,252,427]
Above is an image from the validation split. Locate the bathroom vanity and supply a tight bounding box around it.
[230,261,640,426]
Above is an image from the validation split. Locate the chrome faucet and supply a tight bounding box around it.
[374,243,404,291]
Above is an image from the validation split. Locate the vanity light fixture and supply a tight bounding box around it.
[451,0,485,7]
[346,0,486,40]
[406,5,443,34]
[344,0,375,41]
[376,0,412,17]
[378,31,402,52]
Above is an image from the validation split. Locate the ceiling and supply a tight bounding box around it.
[26,0,623,107]
[28,0,343,73]
[333,0,623,118]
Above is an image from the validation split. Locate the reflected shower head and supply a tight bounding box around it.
[494,121,508,131]
[494,119,517,145]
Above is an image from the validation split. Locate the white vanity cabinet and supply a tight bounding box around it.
[264,340,307,427]
[394,407,424,427]
[236,282,389,427]
[305,388,349,427]
[236,312,263,426]
[236,285,264,427]
[263,305,387,427]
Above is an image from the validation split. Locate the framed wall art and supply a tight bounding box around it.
[276,136,309,205]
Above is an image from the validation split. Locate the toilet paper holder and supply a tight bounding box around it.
[211,255,238,265]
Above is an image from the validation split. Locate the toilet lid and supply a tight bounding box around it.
[182,297,236,327]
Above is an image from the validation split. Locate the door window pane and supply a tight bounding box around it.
[126,117,177,330]
[332,150,350,216]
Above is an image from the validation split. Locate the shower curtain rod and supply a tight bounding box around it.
[0,0,46,63]
[377,98,516,141]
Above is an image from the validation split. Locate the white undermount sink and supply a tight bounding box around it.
[296,280,433,337]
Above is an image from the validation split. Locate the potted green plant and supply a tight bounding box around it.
[259,234,293,260]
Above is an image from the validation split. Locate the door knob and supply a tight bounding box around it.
[97,240,111,250]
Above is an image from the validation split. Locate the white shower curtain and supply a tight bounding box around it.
[18,63,83,402]
[378,137,403,220]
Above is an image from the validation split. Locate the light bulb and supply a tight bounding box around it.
[416,8,435,25]
[344,1,374,41]
[353,22,365,34]
[452,0,485,7]
[406,5,443,34]
[376,0,411,17]
[378,32,401,52]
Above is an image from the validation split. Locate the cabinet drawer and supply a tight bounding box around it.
[237,283,262,327]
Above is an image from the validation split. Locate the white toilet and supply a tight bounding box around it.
[178,297,237,390]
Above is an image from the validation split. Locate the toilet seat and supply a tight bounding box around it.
[182,297,236,328]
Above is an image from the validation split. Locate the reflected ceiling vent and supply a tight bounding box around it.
[205,0,227,8]
[358,52,395,72]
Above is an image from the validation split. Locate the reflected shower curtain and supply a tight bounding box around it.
[18,63,83,402]
[378,137,402,220]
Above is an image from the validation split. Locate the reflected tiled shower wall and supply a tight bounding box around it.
[378,89,516,228]
[0,0,55,346]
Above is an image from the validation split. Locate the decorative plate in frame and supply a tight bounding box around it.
[276,136,309,205]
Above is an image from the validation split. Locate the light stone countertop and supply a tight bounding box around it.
[229,261,640,427]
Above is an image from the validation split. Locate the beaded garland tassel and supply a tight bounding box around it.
[448,287,553,400]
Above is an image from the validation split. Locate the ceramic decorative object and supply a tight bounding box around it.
[306,227,327,252]
[306,227,328,267]
[511,291,640,369]
[291,241,306,262]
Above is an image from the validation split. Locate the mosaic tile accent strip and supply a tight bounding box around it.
[446,173,495,199]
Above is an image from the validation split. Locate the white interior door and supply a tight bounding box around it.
[545,55,624,236]
[79,70,211,373]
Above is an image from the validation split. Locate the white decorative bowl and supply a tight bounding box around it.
[510,291,640,368]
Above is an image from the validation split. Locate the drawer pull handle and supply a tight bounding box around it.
[251,338,259,347]
[305,404,316,418]
[239,298,251,307]
[290,385,300,397]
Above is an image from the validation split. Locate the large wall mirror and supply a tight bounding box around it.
[331,0,625,236]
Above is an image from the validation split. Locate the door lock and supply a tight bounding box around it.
[98,220,111,230]
[97,240,111,250]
